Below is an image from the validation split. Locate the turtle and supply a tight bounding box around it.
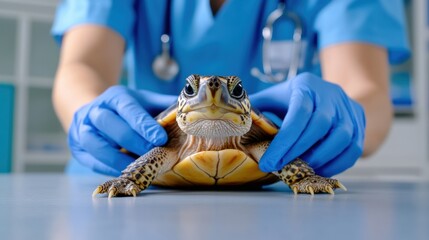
[92,75,347,198]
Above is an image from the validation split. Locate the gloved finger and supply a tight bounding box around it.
[89,106,153,156]
[279,108,333,163]
[259,90,314,172]
[315,98,365,177]
[79,124,135,172]
[314,138,363,177]
[302,120,353,170]
[68,131,123,176]
[348,100,366,142]
[71,149,122,176]
[105,91,168,146]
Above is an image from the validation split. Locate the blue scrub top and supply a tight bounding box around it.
[52,0,410,95]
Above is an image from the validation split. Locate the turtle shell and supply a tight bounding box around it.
[151,104,280,187]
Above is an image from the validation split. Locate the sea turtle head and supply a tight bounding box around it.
[176,74,252,137]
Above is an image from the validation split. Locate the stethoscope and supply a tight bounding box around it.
[152,0,179,81]
[152,0,303,83]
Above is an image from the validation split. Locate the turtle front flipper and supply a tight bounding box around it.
[93,147,177,198]
[246,142,346,195]
[278,159,347,195]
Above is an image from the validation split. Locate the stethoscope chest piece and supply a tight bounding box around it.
[152,34,179,81]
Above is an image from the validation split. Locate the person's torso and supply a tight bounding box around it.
[126,0,327,94]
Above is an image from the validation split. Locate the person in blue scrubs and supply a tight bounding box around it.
[51,0,409,176]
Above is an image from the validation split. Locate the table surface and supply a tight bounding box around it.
[0,174,428,240]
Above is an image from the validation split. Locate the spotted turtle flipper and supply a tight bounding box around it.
[278,159,347,195]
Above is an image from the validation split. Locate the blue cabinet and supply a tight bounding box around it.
[0,84,14,173]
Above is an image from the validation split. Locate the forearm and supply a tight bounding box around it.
[344,83,393,156]
[320,43,391,156]
[53,63,114,132]
[52,25,125,132]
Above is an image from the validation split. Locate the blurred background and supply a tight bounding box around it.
[0,0,427,181]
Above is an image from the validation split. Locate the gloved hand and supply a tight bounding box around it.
[68,86,177,176]
[250,73,366,177]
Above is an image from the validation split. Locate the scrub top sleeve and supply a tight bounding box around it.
[51,0,135,45]
[314,0,410,64]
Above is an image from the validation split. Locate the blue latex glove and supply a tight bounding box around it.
[68,86,177,176]
[250,73,366,177]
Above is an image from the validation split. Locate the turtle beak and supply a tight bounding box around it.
[194,76,231,108]
[203,76,225,105]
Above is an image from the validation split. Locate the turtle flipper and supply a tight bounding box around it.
[278,158,347,195]
[92,178,140,198]
[288,175,347,195]
[93,147,177,198]
[246,142,346,194]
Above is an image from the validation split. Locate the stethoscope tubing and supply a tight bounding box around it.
[153,0,303,83]
[251,0,303,83]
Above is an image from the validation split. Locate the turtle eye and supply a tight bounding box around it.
[184,82,196,97]
[231,83,244,99]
